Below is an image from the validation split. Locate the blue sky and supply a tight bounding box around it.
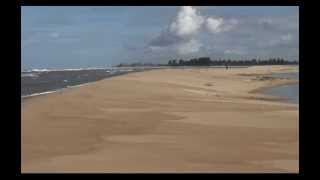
[22,6,299,69]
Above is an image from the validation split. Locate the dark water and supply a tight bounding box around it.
[21,67,158,98]
[269,72,299,79]
[263,72,299,104]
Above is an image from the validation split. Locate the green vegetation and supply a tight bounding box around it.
[116,57,298,67]
[168,57,298,66]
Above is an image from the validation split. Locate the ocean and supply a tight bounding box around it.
[21,67,299,104]
[263,72,299,104]
[21,66,248,98]
[21,67,160,98]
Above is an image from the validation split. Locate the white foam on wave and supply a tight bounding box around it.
[23,66,163,73]
[31,68,51,72]
[21,90,59,98]
[66,84,87,88]
[29,67,114,72]
[21,67,158,99]
[22,82,91,99]
[21,73,38,77]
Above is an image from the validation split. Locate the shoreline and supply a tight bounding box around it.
[21,68,158,102]
[22,65,299,172]
[254,81,298,104]
[22,65,298,104]
[249,71,298,105]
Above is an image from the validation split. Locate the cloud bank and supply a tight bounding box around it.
[148,6,237,55]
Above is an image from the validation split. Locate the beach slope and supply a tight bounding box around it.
[22,65,299,172]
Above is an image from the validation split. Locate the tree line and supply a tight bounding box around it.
[115,57,298,67]
[168,57,298,66]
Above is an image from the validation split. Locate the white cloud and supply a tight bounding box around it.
[149,46,163,51]
[169,6,204,37]
[259,33,294,48]
[223,19,238,31]
[148,6,238,56]
[169,6,237,36]
[224,49,247,55]
[177,39,202,55]
[206,18,238,34]
[205,17,223,33]
[147,39,202,55]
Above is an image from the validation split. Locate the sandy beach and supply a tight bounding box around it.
[21,65,299,173]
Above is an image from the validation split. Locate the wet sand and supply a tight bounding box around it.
[21,65,299,173]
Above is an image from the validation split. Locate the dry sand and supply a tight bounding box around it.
[21,65,299,173]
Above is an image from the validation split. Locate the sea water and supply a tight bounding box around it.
[263,72,299,104]
[21,67,160,98]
